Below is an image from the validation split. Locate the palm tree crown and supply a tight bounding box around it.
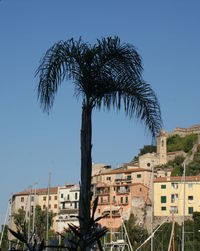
[36,36,161,137]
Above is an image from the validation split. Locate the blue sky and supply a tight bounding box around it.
[0,0,200,225]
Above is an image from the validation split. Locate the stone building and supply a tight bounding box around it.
[169,124,200,137]
[138,129,168,169]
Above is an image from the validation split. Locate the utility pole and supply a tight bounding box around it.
[182,163,186,251]
[32,182,38,235]
[151,160,154,251]
[46,172,51,250]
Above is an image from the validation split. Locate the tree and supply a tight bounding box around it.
[36,36,162,250]
[13,205,53,242]
[34,205,53,241]
[139,145,157,156]
[121,214,148,249]
[13,208,26,232]
[0,225,8,251]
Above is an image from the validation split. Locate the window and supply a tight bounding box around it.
[62,203,65,209]
[121,197,123,204]
[113,196,116,202]
[54,204,57,209]
[67,194,70,200]
[127,175,132,180]
[43,196,46,201]
[75,202,78,209]
[140,188,142,192]
[101,197,103,204]
[188,207,193,214]
[75,192,78,200]
[49,196,51,200]
[21,197,24,202]
[161,206,166,211]
[170,206,178,213]
[61,194,63,198]
[188,196,194,203]
[106,176,111,181]
[171,194,178,203]
[21,206,24,210]
[161,196,166,203]
[161,184,166,189]
[49,205,51,209]
[137,174,142,179]
[108,196,110,203]
[43,205,46,209]
[188,183,193,189]
[98,209,100,213]
[171,183,178,189]
[31,196,34,202]
[54,195,57,200]
[125,197,128,204]
[31,206,34,213]
[147,163,151,167]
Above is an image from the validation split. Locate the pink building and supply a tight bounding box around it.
[92,167,152,230]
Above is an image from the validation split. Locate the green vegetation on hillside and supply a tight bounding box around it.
[119,212,200,250]
[169,156,184,176]
[186,145,200,176]
[167,134,197,153]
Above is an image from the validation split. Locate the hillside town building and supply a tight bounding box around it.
[154,176,200,217]
[56,184,80,232]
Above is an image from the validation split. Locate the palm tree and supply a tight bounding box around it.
[36,36,162,249]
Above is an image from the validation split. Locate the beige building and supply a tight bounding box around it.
[9,187,58,233]
[154,176,200,217]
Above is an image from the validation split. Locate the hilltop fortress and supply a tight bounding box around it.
[138,124,200,169]
[168,124,200,137]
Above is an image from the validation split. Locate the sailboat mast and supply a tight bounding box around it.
[151,160,154,251]
[110,181,112,251]
[182,163,186,251]
[46,172,51,250]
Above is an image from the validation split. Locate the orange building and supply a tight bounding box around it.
[92,167,152,230]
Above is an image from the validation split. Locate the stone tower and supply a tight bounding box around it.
[157,129,167,165]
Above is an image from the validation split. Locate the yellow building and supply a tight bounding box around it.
[154,176,200,217]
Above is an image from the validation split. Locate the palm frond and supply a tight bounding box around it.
[36,36,162,136]
[35,38,88,112]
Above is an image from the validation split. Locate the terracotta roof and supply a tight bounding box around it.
[14,187,58,196]
[167,152,177,155]
[37,187,58,195]
[93,167,151,177]
[154,176,200,183]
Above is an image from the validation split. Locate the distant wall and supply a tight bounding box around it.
[168,125,200,137]
[167,150,186,162]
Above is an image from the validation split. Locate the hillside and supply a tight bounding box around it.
[167,133,197,153]
[166,134,200,176]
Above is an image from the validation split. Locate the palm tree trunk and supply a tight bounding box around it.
[79,103,92,250]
